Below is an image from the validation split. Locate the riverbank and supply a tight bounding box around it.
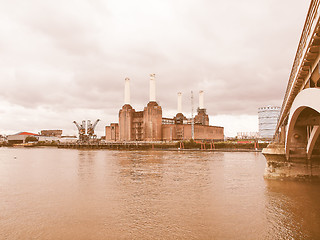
[3,139,268,152]
[56,140,267,152]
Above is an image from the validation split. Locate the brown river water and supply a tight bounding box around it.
[1,148,320,239]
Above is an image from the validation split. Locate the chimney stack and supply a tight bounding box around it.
[149,73,156,102]
[199,90,204,109]
[124,77,130,105]
[177,92,182,113]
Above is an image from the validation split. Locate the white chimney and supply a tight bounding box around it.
[124,77,130,105]
[177,92,182,113]
[199,90,204,109]
[149,73,156,102]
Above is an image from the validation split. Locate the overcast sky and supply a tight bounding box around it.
[0,0,310,137]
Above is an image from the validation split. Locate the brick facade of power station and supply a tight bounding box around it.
[106,103,224,142]
[105,123,119,141]
[105,75,224,142]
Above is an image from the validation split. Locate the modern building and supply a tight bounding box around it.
[106,74,224,142]
[7,132,39,144]
[258,106,281,139]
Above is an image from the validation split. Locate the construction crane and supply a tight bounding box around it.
[73,120,86,142]
[73,119,100,143]
[87,119,100,139]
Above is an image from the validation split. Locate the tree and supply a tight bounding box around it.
[25,136,38,143]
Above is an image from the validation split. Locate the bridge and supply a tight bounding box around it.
[263,0,320,180]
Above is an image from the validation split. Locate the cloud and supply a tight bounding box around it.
[211,114,258,137]
[0,0,310,136]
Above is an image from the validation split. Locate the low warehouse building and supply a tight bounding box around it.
[7,132,39,144]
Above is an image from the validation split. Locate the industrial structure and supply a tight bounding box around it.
[258,106,280,139]
[105,74,224,142]
[74,119,100,142]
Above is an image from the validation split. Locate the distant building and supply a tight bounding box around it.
[258,106,281,139]
[40,130,63,137]
[237,132,259,139]
[105,123,119,142]
[37,136,60,143]
[7,132,39,144]
[59,136,78,143]
[106,75,224,142]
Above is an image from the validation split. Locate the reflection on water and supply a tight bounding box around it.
[265,180,320,240]
[78,151,96,180]
[0,148,320,239]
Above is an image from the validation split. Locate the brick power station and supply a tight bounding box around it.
[105,74,224,142]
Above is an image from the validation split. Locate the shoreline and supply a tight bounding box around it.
[1,140,267,152]
[1,144,262,152]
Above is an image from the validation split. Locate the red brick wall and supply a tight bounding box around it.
[119,104,134,141]
[194,125,224,140]
[162,124,176,141]
[162,124,224,141]
[143,102,162,141]
[105,123,119,141]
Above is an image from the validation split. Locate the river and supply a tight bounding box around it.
[0,148,320,239]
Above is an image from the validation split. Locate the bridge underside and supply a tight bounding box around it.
[286,108,320,160]
[263,1,320,180]
[263,89,320,180]
[286,88,320,161]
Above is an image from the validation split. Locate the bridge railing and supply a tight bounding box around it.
[277,0,320,130]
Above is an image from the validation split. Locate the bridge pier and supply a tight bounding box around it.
[263,143,320,181]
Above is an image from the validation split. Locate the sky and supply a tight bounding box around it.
[0,0,310,137]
